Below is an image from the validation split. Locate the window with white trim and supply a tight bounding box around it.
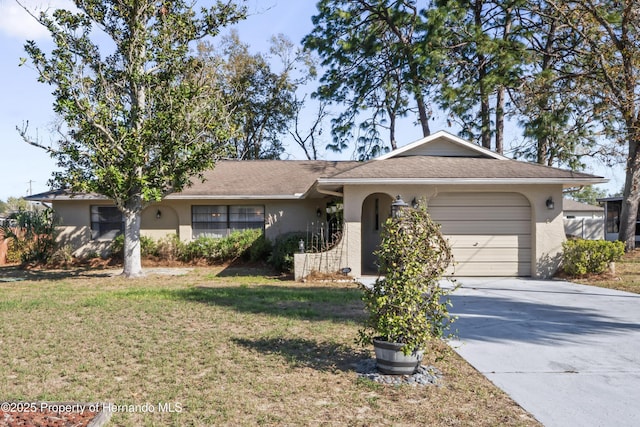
[192,205,265,238]
[90,206,123,240]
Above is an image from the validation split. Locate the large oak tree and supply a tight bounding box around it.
[18,0,246,276]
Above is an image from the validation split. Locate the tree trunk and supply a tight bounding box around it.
[388,109,398,150]
[495,87,504,154]
[415,89,431,137]
[122,205,144,278]
[619,137,640,251]
[475,0,491,149]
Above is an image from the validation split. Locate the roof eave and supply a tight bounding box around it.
[28,193,309,202]
[25,194,110,202]
[165,194,307,200]
[318,177,608,186]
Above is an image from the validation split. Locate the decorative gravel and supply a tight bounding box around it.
[355,359,442,386]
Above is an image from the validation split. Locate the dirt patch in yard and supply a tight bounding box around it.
[0,403,110,427]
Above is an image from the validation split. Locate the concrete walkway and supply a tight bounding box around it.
[447,278,640,427]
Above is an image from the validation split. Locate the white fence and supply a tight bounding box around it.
[564,218,604,240]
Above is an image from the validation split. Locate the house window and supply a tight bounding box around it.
[90,206,123,240]
[606,202,620,234]
[192,205,264,238]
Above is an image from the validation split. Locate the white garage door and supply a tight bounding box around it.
[428,192,531,276]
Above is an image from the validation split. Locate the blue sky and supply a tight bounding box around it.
[0,0,621,202]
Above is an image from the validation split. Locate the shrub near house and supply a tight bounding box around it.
[358,204,455,360]
[0,209,57,265]
[562,239,624,276]
[110,229,272,265]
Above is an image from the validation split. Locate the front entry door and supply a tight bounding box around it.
[361,193,392,274]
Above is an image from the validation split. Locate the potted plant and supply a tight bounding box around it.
[357,200,455,375]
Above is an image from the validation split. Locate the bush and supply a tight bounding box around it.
[110,234,158,258]
[562,239,625,276]
[109,229,268,264]
[155,234,184,261]
[1,208,57,264]
[357,203,455,355]
[181,229,265,263]
[249,233,272,262]
[268,232,306,272]
[48,245,74,266]
[5,239,24,264]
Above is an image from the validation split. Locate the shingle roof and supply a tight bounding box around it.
[167,160,359,198]
[563,198,604,211]
[322,156,603,182]
[25,155,605,202]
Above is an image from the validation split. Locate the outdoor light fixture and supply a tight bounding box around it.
[156,209,162,219]
[391,195,409,218]
[546,197,554,210]
[411,197,418,209]
[316,207,322,218]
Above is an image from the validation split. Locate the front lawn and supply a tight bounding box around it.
[0,266,538,426]
[572,250,640,294]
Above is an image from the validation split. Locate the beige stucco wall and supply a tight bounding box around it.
[341,184,565,279]
[149,198,325,242]
[53,200,111,257]
[51,197,333,257]
[264,200,328,241]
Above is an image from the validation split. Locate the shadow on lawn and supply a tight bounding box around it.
[0,265,115,282]
[215,259,290,280]
[173,285,365,323]
[232,336,370,372]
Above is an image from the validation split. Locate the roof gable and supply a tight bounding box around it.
[375,130,507,160]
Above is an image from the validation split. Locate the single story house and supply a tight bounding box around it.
[28,131,605,279]
[562,199,605,240]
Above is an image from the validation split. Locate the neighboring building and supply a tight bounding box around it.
[597,197,640,242]
[562,198,605,240]
[27,131,606,279]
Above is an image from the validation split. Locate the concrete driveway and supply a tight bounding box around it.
[448,278,640,427]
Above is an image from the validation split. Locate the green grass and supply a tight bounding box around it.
[573,249,640,294]
[0,266,539,426]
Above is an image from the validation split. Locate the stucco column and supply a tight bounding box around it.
[530,187,565,278]
[344,221,362,277]
[342,186,364,278]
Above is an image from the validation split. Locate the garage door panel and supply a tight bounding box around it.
[448,262,531,277]
[446,235,531,248]
[429,206,530,221]
[429,193,530,207]
[452,248,531,263]
[430,192,531,277]
[438,220,531,235]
